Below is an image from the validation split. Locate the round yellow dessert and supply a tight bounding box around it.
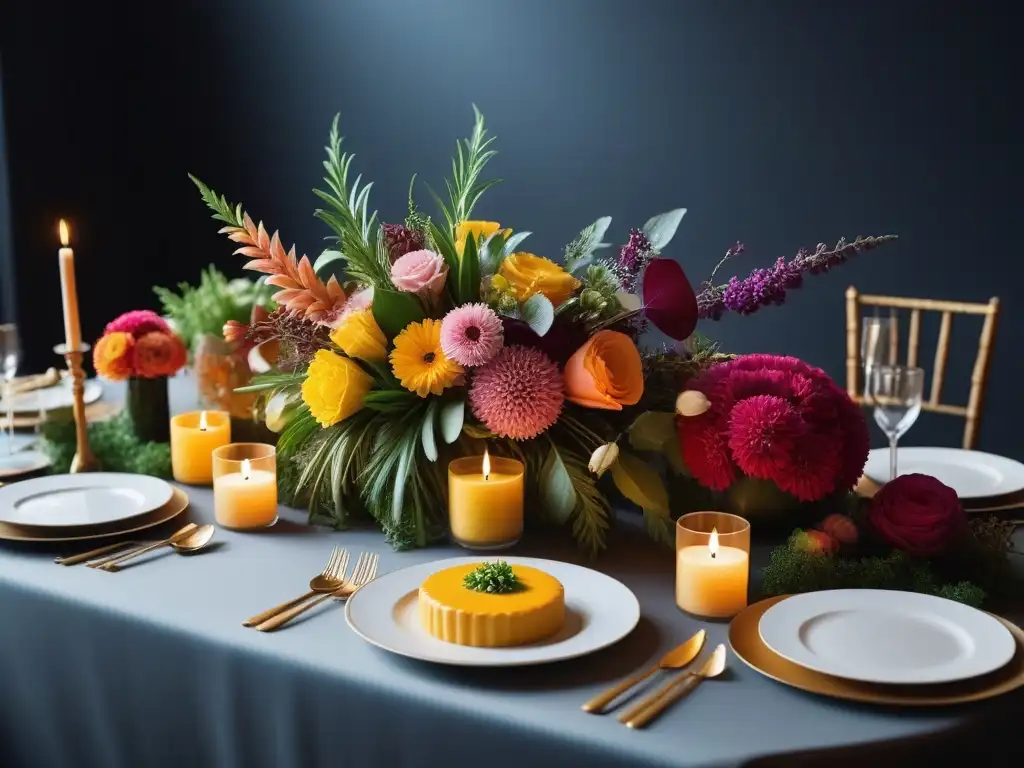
[418,563,565,647]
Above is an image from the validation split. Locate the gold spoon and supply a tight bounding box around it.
[582,629,706,713]
[97,525,216,571]
[622,643,727,728]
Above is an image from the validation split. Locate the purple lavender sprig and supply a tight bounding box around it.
[696,234,898,320]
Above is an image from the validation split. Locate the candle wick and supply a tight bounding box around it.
[711,552,716,559]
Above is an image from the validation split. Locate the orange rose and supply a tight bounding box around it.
[133,331,188,378]
[93,332,135,381]
[564,330,644,410]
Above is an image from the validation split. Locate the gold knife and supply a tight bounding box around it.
[55,540,142,566]
[581,629,706,713]
[621,644,727,728]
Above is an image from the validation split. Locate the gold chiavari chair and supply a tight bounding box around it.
[845,287,1000,450]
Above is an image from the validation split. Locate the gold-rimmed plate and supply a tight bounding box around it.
[730,595,1024,706]
[0,486,189,543]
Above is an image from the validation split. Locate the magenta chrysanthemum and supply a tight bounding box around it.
[441,303,504,367]
[104,310,170,338]
[727,395,804,480]
[469,346,564,440]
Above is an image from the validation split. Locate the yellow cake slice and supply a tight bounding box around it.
[418,563,565,647]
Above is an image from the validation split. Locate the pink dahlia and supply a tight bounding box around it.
[441,303,504,367]
[469,346,564,440]
[677,354,869,502]
[104,310,170,338]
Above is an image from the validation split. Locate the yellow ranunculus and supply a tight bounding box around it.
[455,220,511,256]
[330,309,387,363]
[301,349,374,427]
[498,252,581,306]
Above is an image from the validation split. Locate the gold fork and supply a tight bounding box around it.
[255,551,379,632]
[243,546,349,627]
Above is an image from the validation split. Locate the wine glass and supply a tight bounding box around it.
[861,315,896,395]
[866,364,924,481]
[1,324,20,454]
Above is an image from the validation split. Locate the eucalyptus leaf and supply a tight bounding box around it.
[520,293,554,336]
[641,208,687,250]
[628,411,677,452]
[479,233,506,276]
[372,288,426,338]
[502,230,532,256]
[439,399,465,444]
[421,400,439,461]
[539,447,577,524]
[611,451,670,515]
[663,430,690,476]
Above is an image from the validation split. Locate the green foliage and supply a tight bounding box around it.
[154,266,273,352]
[463,561,522,594]
[40,412,172,478]
[432,105,502,233]
[456,229,482,306]
[235,370,307,394]
[371,289,426,338]
[761,534,987,608]
[189,174,244,228]
[314,115,389,286]
[538,443,577,524]
[520,293,554,336]
[641,208,687,250]
[563,216,612,273]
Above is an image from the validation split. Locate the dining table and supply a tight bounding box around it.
[1,373,1023,768]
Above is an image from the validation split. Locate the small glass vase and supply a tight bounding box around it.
[126,375,170,443]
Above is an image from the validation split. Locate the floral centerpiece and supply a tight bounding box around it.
[93,310,187,442]
[190,106,895,552]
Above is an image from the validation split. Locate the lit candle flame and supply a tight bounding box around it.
[241,458,252,481]
[198,410,208,431]
[482,448,491,481]
[59,220,70,247]
[709,527,719,559]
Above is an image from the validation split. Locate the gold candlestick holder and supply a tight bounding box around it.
[54,343,99,473]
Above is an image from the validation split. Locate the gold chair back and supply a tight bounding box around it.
[845,287,1000,450]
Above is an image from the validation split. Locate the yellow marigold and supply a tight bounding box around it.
[93,332,135,381]
[330,309,387,363]
[301,349,373,427]
[498,252,581,306]
[389,319,463,397]
[455,220,511,256]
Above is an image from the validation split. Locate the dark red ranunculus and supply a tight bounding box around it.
[868,473,966,557]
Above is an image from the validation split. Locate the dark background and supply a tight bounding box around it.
[0,1,1018,455]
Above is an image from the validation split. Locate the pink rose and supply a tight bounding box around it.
[391,250,447,302]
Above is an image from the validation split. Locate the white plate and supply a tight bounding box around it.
[864,447,1024,500]
[0,473,174,528]
[758,589,1016,685]
[345,556,640,667]
[0,379,102,413]
[0,450,51,479]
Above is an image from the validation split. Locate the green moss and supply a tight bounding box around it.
[40,412,171,478]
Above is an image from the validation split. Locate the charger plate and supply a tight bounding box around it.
[0,486,189,543]
[729,596,1024,706]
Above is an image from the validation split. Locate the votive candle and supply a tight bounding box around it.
[448,450,524,550]
[212,443,278,530]
[675,512,750,618]
[170,410,231,484]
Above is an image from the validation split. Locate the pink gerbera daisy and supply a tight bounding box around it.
[104,310,170,338]
[441,303,504,367]
[469,346,563,440]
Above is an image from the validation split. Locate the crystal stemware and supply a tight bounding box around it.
[0,324,21,454]
[861,315,896,397]
[866,364,924,481]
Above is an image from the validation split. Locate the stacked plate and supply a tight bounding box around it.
[730,590,1024,705]
[862,447,1024,511]
[0,473,188,543]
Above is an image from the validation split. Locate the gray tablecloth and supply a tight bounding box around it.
[1,377,1022,768]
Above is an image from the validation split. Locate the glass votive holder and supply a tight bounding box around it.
[676,511,751,619]
[448,454,524,550]
[212,442,278,530]
[170,410,231,485]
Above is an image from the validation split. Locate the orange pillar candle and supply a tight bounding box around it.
[212,443,278,530]
[170,410,231,484]
[675,512,751,618]
[57,220,82,352]
[448,450,524,550]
